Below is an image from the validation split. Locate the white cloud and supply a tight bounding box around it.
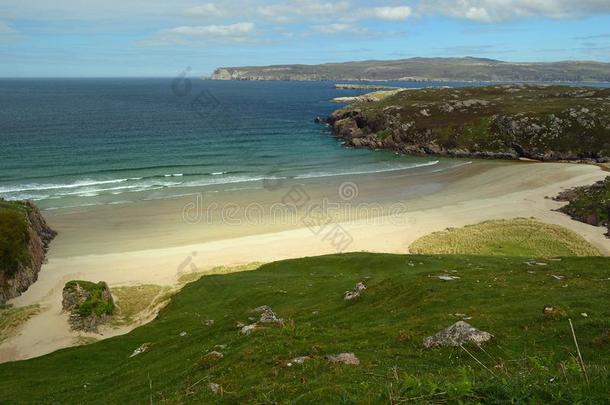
[168,22,255,38]
[184,3,226,17]
[420,0,610,22]
[259,1,350,22]
[314,23,355,33]
[366,6,412,21]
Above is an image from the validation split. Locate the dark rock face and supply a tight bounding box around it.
[0,202,57,304]
[326,85,610,163]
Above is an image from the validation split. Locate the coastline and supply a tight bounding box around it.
[1,160,608,363]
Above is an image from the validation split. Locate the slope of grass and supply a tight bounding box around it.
[409,218,602,257]
[0,253,608,403]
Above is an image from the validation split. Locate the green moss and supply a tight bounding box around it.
[0,200,31,278]
[1,254,608,403]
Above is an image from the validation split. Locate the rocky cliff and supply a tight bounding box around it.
[0,201,56,304]
[325,84,610,162]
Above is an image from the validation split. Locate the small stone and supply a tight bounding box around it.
[204,319,214,326]
[287,356,311,366]
[204,351,223,360]
[438,275,460,281]
[130,342,152,358]
[326,352,360,365]
[208,383,221,394]
[179,331,187,337]
[551,275,564,280]
[344,282,366,300]
[581,313,588,318]
[543,305,567,320]
[423,321,492,348]
[240,324,258,335]
[259,308,283,324]
[213,344,227,350]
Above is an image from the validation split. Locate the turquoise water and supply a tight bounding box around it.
[1,78,589,210]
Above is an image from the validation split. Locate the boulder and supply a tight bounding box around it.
[344,282,366,301]
[423,321,493,348]
[326,353,360,365]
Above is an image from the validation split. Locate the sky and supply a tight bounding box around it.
[1,0,610,77]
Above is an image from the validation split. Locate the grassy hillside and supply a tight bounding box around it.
[212,57,610,82]
[0,253,608,403]
[329,84,610,161]
[410,218,602,257]
[0,200,31,277]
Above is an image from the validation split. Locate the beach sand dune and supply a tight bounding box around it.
[1,161,607,363]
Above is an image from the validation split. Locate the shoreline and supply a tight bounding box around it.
[1,160,608,363]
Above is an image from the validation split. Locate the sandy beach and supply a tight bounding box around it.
[1,160,608,363]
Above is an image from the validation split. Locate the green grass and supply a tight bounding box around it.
[1,253,608,403]
[0,200,31,278]
[409,218,602,257]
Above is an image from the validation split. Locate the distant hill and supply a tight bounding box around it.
[212,57,610,82]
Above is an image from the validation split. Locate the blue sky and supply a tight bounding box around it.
[1,0,610,77]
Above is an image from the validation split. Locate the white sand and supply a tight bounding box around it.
[1,162,607,363]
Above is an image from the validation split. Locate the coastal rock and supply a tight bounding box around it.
[423,321,493,348]
[62,280,114,332]
[344,282,366,300]
[326,85,610,163]
[0,201,57,304]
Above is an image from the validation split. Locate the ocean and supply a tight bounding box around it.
[1,78,605,211]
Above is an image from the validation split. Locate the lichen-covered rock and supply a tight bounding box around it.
[62,280,114,332]
[423,321,493,348]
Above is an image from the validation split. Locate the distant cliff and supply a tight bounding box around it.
[212,57,610,83]
[0,201,56,304]
[325,84,610,162]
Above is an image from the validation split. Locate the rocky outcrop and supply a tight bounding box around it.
[554,177,610,236]
[326,85,610,163]
[0,201,56,304]
[423,321,493,348]
[62,281,114,332]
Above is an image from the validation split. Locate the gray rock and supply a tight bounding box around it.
[344,282,366,300]
[326,352,360,365]
[423,321,493,348]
